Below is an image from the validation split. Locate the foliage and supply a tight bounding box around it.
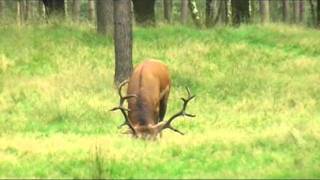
[0,23,320,178]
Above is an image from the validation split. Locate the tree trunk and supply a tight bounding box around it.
[132,0,155,26]
[250,0,256,22]
[16,0,21,25]
[106,0,113,34]
[163,0,172,23]
[96,0,113,36]
[282,0,289,23]
[259,0,269,23]
[181,0,188,24]
[188,0,201,27]
[231,0,250,25]
[20,0,27,22]
[293,0,300,23]
[114,0,133,86]
[220,0,228,24]
[317,0,320,27]
[206,0,215,27]
[88,0,95,22]
[299,0,304,23]
[0,0,5,20]
[72,0,81,22]
[309,0,315,25]
[25,0,35,21]
[42,0,65,17]
[66,0,72,16]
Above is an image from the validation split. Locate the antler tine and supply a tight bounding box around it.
[110,79,137,135]
[168,126,184,135]
[118,80,129,97]
[160,87,196,135]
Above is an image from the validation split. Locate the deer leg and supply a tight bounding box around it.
[159,92,169,123]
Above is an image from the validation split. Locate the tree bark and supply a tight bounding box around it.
[26,0,34,20]
[132,0,155,26]
[16,0,21,25]
[220,0,228,24]
[114,0,133,86]
[24,0,28,21]
[317,0,320,27]
[259,0,269,23]
[188,0,201,27]
[38,0,45,18]
[308,0,315,25]
[96,0,113,36]
[181,0,188,24]
[282,0,289,23]
[293,0,300,23]
[21,0,27,22]
[250,0,256,21]
[206,0,215,27]
[164,0,172,23]
[106,0,113,34]
[0,0,5,20]
[163,0,172,22]
[299,0,304,23]
[88,0,95,22]
[42,0,65,17]
[66,0,72,16]
[231,0,250,26]
[72,0,81,22]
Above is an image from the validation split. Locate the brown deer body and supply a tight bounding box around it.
[111,60,195,139]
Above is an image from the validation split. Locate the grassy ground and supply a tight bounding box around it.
[0,22,320,178]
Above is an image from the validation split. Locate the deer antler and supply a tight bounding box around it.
[110,80,137,135]
[160,87,196,135]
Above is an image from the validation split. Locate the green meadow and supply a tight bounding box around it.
[0,22,320,178]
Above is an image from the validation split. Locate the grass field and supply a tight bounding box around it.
[0,22,320,178]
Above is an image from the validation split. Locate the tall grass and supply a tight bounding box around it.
[0,22,319,178]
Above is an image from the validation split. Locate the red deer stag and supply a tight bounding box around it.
[111,60,195,139]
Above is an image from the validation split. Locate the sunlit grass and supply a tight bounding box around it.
[0,22,320,178]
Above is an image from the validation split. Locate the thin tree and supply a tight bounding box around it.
[250,0,256,22]
[38,0,45,18]
[106,0,113,34]
[317,0,320,27]
[282,0,289,23]
[0,0,5,20]
[88,0,95,22]
[132,0,155,26]
[16,0,21,25]
[164,0,172,23]
[293,0,300,23]
[220,0,228,24]
[96,0,113,36]
[231,0,250,25]
[21,0,27,22]
[181,0,188,24]
[188,0,201,27]
[25,0,35,21]
[309,0,315,26]
[259,0,269,23]
[268,0,277,22]
[206,0,215,27]
[299,0,304,23]
[114,0,133,86]
[72,0,81,22]
[66,0,72,16]
[24,0,29,21]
